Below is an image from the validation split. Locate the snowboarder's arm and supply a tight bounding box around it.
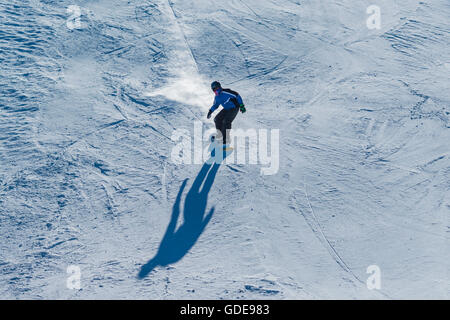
[236,94,244,106]
[236,94,246,113]
[210,96,220,112]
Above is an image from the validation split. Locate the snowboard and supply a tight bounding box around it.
[209,135,233,159]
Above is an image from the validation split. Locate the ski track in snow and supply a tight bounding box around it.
[1,0,448,299]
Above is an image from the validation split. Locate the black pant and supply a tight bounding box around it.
[214,107,239,145]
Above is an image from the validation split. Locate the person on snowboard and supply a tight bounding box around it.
[207,81,246,147]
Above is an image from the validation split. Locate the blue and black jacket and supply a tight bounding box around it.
[210,88,244,112]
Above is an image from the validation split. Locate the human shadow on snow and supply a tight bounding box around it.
[138,160,222,278]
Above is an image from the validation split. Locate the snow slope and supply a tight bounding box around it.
[0,0,448,299]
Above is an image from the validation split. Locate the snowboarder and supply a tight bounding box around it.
[207,81,246,147]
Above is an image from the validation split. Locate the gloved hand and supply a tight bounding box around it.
[207,110,213,119]
[239,104,246,113]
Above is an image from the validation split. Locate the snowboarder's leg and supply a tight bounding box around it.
[215,129,223,142]
[223,107,239,145]
[214,109,226,144]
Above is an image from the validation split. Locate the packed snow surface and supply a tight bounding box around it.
[0,0,448,299]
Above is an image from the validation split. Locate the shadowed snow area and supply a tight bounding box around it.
[0,0,448,299]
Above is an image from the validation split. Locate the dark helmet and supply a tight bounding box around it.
[211,81,221,91]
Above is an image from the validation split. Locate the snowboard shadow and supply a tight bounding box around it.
[138,160,222,279]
